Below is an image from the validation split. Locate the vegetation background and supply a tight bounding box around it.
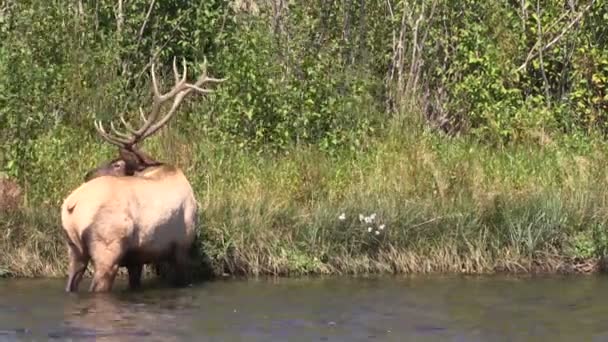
[1,0,608,279]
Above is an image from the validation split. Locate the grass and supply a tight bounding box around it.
[3,123,608,280]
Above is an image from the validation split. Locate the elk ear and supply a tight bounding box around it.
[118,148,142,175]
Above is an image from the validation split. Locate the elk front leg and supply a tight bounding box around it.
[127,263,143,290]
[65,243,89,293]
[171,247,191,287]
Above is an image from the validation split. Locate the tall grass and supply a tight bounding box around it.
[3,122,608,279]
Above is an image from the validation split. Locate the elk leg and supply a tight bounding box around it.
[153,262,163,277]
[127,263,143,290]
[171,247,191,287]
[65,243,89,293]
[89,242,123,293]
[89,262,120,292]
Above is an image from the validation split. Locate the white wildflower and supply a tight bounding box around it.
[338,213,346,221]
[367,227,373,233]
[371,213,377,220]
[379,224,385,230]
[364,216,373,224]
[359,214,365,222]
[375,230,380,235]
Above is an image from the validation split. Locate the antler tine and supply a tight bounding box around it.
[150,61,161,100]
[136,58,226,140]
[93,109,145,148]
[109,121,132,140]
[163,57,189,100]
[172,56,180,84]
[132,58,191,142]
[139,107,147,122]
[180,57,188,85]
[94,120,130,147]
[119,59,168,144]
[192,57,228,89]
[154,57,190,102]
[169,56,189,87]
[185,84,216,93]
[94,56,224,148]
[119,113,138,135]
[137,90,190,140]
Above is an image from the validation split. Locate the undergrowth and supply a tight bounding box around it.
[3,125,608,279]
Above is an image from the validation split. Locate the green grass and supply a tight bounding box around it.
[3,123,608,279]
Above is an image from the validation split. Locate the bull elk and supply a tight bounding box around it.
[60,57,224,292]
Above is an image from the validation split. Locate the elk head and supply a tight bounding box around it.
[83,147,162,181]
[85,57,224,182]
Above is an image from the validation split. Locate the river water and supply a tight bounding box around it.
[0,275,607,341]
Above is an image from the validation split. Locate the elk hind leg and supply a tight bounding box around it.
[90,261,120,293]
[65,243,89,293]
[89,242,123,293]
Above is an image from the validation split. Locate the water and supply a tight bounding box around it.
[1,274,607,341]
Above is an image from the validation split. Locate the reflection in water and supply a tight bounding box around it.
[56,294,157,341]
[1,275,608,341]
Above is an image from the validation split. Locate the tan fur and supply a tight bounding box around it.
[61,165,198,292]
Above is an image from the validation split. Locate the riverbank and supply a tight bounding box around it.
[2,127,608,279]
[2,1,608,280]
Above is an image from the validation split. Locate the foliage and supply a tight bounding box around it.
[2,1,607,172]
[1,0,608,278]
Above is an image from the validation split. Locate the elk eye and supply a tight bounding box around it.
[113,163,122,169]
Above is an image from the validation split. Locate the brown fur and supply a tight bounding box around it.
[61,150,198,292]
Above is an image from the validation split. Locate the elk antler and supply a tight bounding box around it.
[94,57,225,148]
